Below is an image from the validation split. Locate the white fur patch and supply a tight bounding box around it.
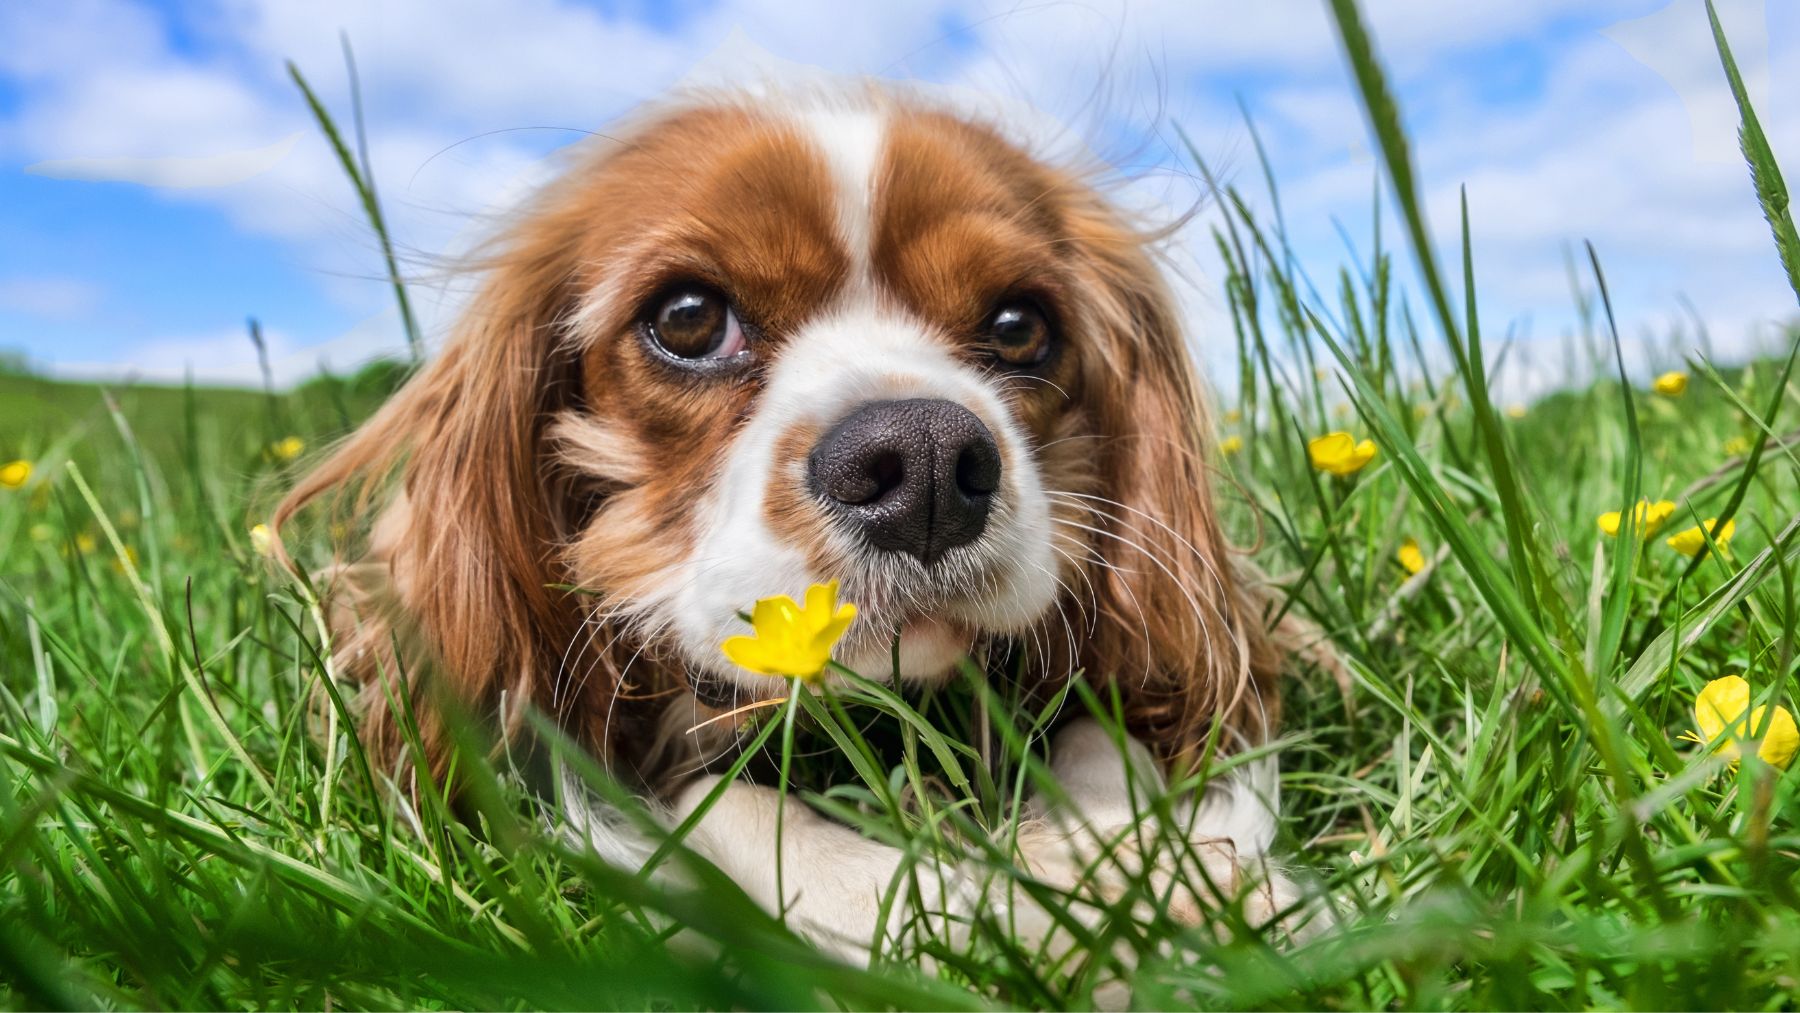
[799,107,885,280]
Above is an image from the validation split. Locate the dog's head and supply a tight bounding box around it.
[278,87,1282,782]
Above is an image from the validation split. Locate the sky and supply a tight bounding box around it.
[0,0,1794,399]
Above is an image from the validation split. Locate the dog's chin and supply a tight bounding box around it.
[685,615,977,708]
[833,615,974,684]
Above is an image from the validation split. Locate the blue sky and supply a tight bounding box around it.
[0,0,1793,396]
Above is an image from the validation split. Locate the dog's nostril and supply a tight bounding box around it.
[954,440,1001,497]
[866,451,905,502]
[807,398,1001,563]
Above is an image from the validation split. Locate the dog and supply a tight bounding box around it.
[274,80,1304,960]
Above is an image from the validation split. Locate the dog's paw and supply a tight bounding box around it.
[669,776,975,962]
[1005,718,1327,948]
[1010,821,1309,937]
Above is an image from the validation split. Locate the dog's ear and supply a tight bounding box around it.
[1063,199,1285,765]
[273,234,591,785]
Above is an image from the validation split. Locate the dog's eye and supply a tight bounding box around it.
[984,301,1053,368]
[647,287,746,360]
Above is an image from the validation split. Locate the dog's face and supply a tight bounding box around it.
[557,102,1089,697]
[282,90,1280,775]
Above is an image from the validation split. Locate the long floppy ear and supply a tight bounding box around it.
[272,242,590,785]
[1067,203,1286,766]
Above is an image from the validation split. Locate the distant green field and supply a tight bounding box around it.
[4,1,1800,1009]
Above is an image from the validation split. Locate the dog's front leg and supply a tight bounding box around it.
[670,776,969,961]
[1012,718,1304,936]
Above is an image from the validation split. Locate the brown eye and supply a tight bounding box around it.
[985,301,1052,367]
[647,287,746,360]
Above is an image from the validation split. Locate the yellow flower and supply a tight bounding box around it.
[720,581,857,681]
[1665,517,1735,558]
[1219,435,1244,456]
[1652,371,1688,397]
[75,533,96,554]
[1223,409,1242,424]
[1504,403,1528,419]
[1597,499,1677,539]
[250,523,274,557]
[28,523,53,543]
[1397,537,1426,576]
[269,436,305,462]
[1308,432,1377,477]
[112,545,140,575]
[1686,675,1798,770]
[0,459,31,489]
[1723,435,1753,456]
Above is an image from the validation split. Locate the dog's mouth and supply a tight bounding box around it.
[686,670,747,709]
[685,607,983,709]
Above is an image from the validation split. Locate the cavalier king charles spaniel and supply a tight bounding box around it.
[275,81,1305,957]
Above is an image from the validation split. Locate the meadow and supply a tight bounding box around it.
[3,1,1799,1008]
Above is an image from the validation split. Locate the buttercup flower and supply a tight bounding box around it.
[1723,435,1753,456]
[1685,675,1798,770]
[1219,435,1244,456]
[1308,432,1377,477]
[1223,409,1243,424]
[1397,537,1426,576]
[269,436,305,462]
[1597,499,1677,539]
[249,523,274,557]
[721,580,857,681]
[1665,517,1735,558]
[1653,371,1688,397]
[1,459,31,489]
[1505,404,1528,419]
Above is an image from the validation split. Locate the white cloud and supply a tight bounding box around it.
[26,131,301,187]
[1603,0,1768,164]
[0,275,104,320]
[53,325,297,387]
[49,308,424,387]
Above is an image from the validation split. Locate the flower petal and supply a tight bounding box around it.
[721,635,781,676]
[1643,500,1677,536]
[1694,675,1750,746]
[812,604,857,652]
[1308,432,1352,468]
[1597,511,1622,537]
[1308,432,1376,476]
[1397,538,1425,576]
[752,595,802,634]
[1754,706,1799,770]
[802,580,839,634]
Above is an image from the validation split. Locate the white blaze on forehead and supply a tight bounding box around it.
[798,106,885,278]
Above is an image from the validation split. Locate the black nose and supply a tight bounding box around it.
[808,398,1001,564]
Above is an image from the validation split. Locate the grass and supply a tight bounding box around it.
[4,1,1800,1008]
